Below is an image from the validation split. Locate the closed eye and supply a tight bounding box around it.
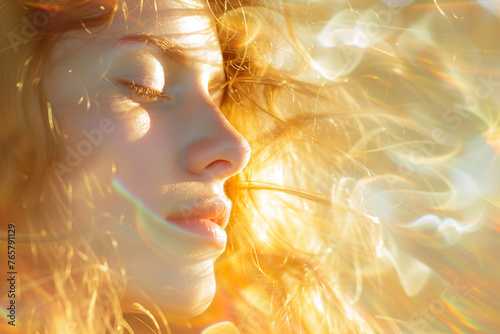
[117,80,173,103]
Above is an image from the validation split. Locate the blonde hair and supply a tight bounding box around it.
[1,0,500,333]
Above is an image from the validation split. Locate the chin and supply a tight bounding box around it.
[121,267,217,319]
[159,278,216,318]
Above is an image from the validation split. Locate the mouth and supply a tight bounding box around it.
[165,197,231,245]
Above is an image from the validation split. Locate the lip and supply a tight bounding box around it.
[165,197,231,245]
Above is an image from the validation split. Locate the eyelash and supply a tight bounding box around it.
[118,80,173,102]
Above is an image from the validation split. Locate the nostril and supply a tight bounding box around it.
[205,160,231,172]
[184,137,250,178]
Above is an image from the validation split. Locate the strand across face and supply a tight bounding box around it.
[44,0,251,318]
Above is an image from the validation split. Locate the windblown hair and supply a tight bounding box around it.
[1,0,500,333]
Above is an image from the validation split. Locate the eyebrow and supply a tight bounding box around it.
[121,34,188,65]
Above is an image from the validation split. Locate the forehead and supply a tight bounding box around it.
[114,0,220,57]
[45,0,225,104]
[47,0,224,76]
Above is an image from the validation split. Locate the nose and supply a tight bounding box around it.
[183,106,251,179]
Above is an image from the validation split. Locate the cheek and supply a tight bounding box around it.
[51,99,118,166]
[109,99,151,142]
[48,86,148,169]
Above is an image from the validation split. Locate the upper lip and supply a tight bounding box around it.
[165,197,232,228]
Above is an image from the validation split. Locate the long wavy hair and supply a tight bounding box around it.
[1,0,499,333]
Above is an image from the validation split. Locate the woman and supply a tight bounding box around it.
[2,0,253,331]
[1,0,500,332]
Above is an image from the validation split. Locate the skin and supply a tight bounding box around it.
[44,0,251,322]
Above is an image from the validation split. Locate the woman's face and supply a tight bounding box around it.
[44,0,250,318]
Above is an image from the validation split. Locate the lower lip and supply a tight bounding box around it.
[166,218,227,246]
